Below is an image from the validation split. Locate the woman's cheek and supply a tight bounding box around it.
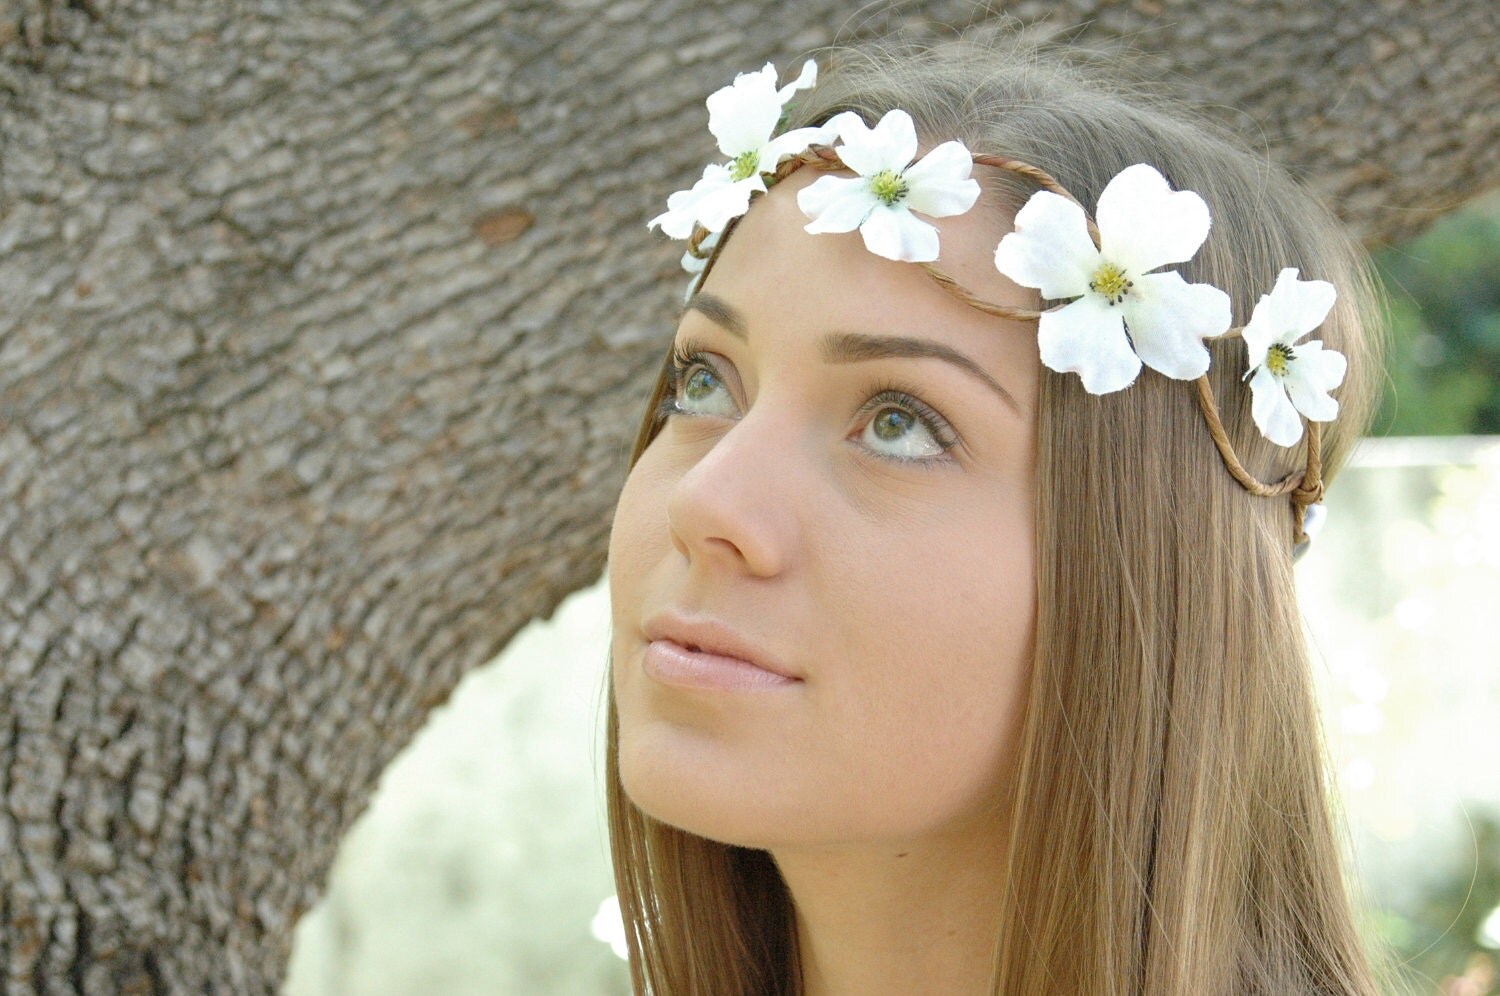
[610,442,674,573]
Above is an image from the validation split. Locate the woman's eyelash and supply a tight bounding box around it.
[668,341,710,381]
[856,384,960,457]
[656,341,712,420]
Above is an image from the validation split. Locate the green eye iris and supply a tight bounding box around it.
[684,368,720,403]
[670,358,738,419]
[861,402,945,460]
[872,408,915,441]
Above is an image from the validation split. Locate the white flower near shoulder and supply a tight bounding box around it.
[1242,267,1346,446]
[648,60,829,238]
[993,163,1231,394]
[796,109,981,263]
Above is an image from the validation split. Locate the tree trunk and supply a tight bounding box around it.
[0,0,1494,991]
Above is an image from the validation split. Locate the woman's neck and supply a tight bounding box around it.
[772,821,1007,996]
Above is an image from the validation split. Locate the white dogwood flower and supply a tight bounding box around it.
[1242,267,1346,446]
[993,163,1231,394]
[648,60,829,237]
[796,109,981,262]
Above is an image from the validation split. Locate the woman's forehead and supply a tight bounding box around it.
[693,174,1040,414]
[702,170,1032,342]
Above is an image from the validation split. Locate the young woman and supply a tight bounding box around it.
[606,37,1384,995]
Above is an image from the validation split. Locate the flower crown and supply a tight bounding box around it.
[649,60,1347,556]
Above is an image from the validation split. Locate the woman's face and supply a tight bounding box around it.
[610,170,1040,852]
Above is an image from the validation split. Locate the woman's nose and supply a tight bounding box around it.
[665,409,801,579]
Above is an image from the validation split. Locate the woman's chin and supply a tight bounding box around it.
[616,725,828,850]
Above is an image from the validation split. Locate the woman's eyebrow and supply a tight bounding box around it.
[686,292,747,338]
[822,331,1022,414]
[686,292,1021,414]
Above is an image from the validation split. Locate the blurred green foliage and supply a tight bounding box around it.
[1375,808,1500,995]
[1374,194,1500,436]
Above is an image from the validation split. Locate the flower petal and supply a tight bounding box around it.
[648,164,725,237]
[993,191,1099,300]
[775,58,818,103]
[1240,337,1271,374]
[1285,376,1339,423]
[1239,297,1278,361]
[859,205,940,262]
[1120,271,1229,379]
[1249,366,1304,446]
[1302,503,1328,542]
[901,140,981,218]
[798,175,875,234]
[1262,268,1339,346]
[706,64,781,156]
[1283,340,1346,422]
[647,203,694,239]
[694,176,763,233]
[1096,163,1212,275]
[1037,295,1141,394]
[834,109,916,177]
[815,110,865,144]
[1294,340,1348,390]
[648,164,763,236]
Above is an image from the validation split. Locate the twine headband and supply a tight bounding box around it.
[652,61,1345,557]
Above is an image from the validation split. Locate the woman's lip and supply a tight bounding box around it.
[641,614,800,680]
[643,639,801,691]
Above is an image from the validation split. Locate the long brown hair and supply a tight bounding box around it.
[608,35,1386,995]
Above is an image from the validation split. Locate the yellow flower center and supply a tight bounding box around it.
[1089,262,1133,306]
[869,170,910,206]
[729,151,761,182]
[1266,342,1295,377]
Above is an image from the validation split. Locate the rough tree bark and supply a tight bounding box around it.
[0,0,1495,991]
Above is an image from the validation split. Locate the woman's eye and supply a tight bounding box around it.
[669,357,739,418]
[857,396,951,461]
